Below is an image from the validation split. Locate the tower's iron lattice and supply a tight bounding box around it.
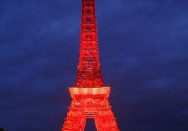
[62,0,120,130]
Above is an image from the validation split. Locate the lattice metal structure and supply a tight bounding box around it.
[76,0,103,87]
[62,0,120,130]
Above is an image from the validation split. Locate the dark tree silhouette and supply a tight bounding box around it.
[0,127,5,131]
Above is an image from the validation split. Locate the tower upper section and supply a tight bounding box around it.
[76,0,104,88]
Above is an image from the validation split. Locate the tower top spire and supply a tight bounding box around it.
[76,0,104,87]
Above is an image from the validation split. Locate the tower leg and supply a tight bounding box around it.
[62,101,86,131]
[94,100,119,131]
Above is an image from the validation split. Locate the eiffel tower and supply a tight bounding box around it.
[62,0,120,130]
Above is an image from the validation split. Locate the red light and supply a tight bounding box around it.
[62,0,120,130]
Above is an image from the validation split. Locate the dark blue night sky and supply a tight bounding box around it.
[0,0,188,131]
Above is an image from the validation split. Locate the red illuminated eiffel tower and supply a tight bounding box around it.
[62,0,119,130]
